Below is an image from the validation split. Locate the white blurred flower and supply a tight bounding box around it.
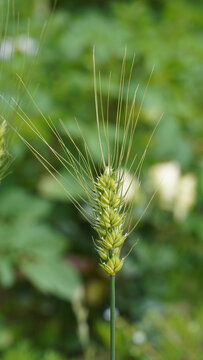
[132,330,146,344]
[0,38,13,59]
[149,161,181,210]
[15,34,38,55]
[0,35,38,60]
[149,162,197,220]
[103,307,119,321]
[119,168,140,203]
[174,173,197,221]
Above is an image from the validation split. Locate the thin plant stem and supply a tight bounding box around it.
[110,274,115,360]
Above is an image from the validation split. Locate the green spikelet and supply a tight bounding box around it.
[94,166,128,275]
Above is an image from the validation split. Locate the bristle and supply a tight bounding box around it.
[0,120,6,166]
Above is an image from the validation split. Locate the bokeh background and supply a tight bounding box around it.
[0,0,203,359]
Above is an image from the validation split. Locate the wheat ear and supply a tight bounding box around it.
[1,43,161,358]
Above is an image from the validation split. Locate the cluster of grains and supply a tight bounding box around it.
[94,166,128,275]
[0,121,6,169]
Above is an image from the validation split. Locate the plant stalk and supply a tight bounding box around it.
[110,274,115,360]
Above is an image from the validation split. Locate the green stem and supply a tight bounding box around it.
[110,274,115,360]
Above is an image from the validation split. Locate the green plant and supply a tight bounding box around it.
[0,1,202,358]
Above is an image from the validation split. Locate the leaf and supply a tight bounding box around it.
[0,187,52,221]
[0,259,15,287]
[38,170,86,202]
[12,223,67,260]
[0,223,66,259]
[21,259,81,301]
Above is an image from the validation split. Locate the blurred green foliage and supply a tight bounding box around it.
[0,187,80,299]
[0,0,202,359]
[1,343,65,360]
